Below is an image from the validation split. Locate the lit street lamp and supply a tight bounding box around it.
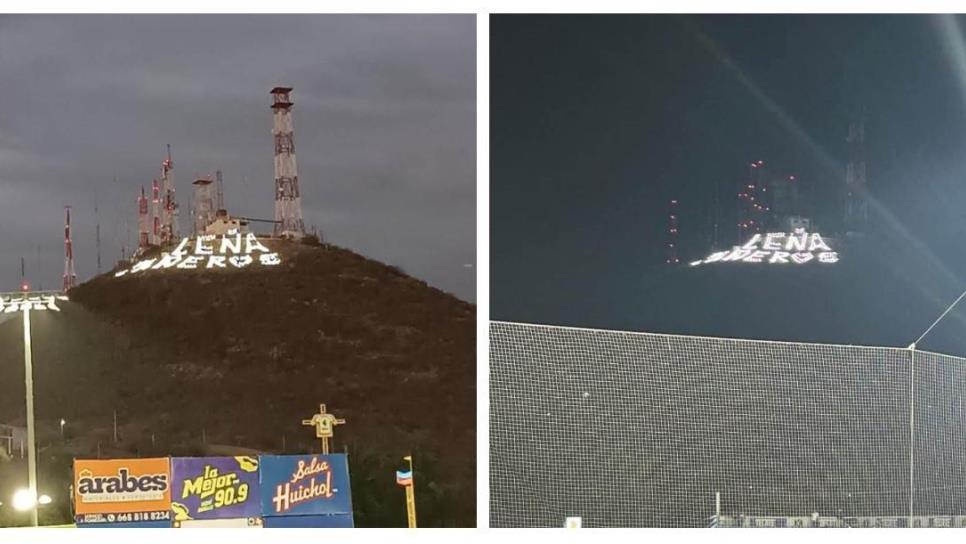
[60,419,66,439]
[0,291,67,527]
[11,489,52,511]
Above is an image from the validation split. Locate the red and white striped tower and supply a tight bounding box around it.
[159,144,179,244]
[63,206,76,291]
[271,86,305,238]
[151,178,161,245]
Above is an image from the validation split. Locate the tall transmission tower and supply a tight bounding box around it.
[215,169,225,211]
[138,185,150,251]
[63,206,76,291]
[159,144,179,244]
[151,178,161,245]
[665,198,680,265]
[845,119,868,234]
[271,86,305,238]
[192,176,216,235]
[737,160,765,241]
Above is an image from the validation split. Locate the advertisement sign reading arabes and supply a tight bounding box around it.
[170,456,261,521]
[259,454,353,520]
[73,458,172,525]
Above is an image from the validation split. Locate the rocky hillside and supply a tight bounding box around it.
[0,238,475,527]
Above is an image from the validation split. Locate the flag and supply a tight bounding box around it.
[396,470,413,487]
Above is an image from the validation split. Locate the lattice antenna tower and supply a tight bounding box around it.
[271,86,305,238]
[192,176,216,235]
[137,185,150,251]
[737,160,765,241]
[159,144,179,244]
[63,206,76,291]
[215,169,225,211]
[665,198,680,265]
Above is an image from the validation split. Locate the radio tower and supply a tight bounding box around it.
[63,206,76,291]
[271,86,305,238]
[192,176,216,235]
[151,179,161,245]
[665,198,680,265]
[159,144,179,244]
[737,160,765,241]
[845,119,868,234]
[137,185,150,251]
[215,169,225,211]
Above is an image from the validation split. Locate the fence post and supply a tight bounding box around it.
[909,348,916,525]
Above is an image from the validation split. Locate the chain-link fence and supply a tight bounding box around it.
[490,321,966,527]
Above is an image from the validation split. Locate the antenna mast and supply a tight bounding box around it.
[64,206,76,291]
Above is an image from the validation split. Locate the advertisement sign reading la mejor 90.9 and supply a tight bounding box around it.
[169,456,261,522]
[259,454,353,523]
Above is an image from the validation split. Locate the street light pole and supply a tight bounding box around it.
[2,291,66,528]
[22,306,38,527]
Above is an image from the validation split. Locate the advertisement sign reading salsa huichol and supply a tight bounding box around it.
[170,456,261,521]
[73,458,172,526]
[259,454,353,518]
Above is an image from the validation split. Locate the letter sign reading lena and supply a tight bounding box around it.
[689,228,839,267]
[115,231,282,277]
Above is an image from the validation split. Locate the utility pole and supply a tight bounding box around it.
[403,455,417,528]
[22,305,37,527]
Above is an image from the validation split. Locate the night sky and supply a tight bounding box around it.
[0,15,476,301]
[491,14,966,354]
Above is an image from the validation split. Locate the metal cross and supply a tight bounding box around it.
[301,403,345,454]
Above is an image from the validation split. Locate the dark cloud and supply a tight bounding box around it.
[0,14,476,301]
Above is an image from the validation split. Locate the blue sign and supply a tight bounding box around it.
[259,454,353,518]
[83,520,173,528]
[263,514,354,528]
[170,456,261,521]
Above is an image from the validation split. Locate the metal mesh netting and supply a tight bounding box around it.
[489,321,966,528]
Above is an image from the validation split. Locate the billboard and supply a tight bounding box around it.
[262,514,354,528]
[259,454,353,519]
[73,458,172,525]
[76,518,172,528]
[176,517,263,528]
[170,456,261,521]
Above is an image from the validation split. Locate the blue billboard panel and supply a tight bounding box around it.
[259,454,353,518]
[263,514,354,528]
[170,456,261,521]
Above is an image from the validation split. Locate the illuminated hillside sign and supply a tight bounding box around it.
[115,232,282,277]
[690,228,838,266]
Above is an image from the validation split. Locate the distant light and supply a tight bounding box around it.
[12,489,36,511]
[38,494,52,505]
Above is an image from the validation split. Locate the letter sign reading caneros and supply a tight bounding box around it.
[259,454,353,520]
[170,456,261,521]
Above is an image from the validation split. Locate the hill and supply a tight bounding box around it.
[0,238,475,527]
